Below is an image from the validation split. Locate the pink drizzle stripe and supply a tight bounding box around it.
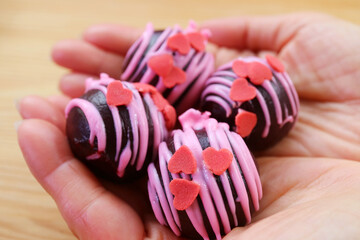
[147,109,262,239]
[65,99,106,152]
[84,84,123,164]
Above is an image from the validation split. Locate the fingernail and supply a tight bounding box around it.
[14,120,23,131]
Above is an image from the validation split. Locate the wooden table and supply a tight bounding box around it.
[1,0,359,239]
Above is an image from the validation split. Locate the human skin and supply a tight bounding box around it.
[17,12,360,240]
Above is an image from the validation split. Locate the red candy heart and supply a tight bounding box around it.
[266,54,285,73]
[202,147,233,175]
[168,145,197,174]
[170,179,200,211]
[186,32,205,52]
[230,78,257,102]
[148,54,174,77]
[247,62,272,85]
[232,60,248,78]
[133,82,157,94]
[162,104,177,130]
[235,109,257,137]
[162,66,186,88]
[106,81,133,106]
[153,93,176,130]
[167,33,191,55]
[151,91,168,110]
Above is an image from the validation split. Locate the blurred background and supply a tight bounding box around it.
[1,0,359,239]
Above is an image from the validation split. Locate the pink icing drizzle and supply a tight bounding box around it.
[121,22,215,113]
[147,109,262,239]
[201,56,299,138]
[65,74,169,177]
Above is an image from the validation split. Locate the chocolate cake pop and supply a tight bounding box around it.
[200,56,299,151]
[65,73,176,181]
[147,109,262,239]
[122,21,215,114]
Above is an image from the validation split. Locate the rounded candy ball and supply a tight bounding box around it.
[201,56,300,151]
[65,73,176,181]
[147,109,262,240]
[122,21,215,114]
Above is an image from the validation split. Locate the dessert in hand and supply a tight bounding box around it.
[201,56,299,151]
[122,21,214,114]
[65,73,176,181]
[147,109,262,240]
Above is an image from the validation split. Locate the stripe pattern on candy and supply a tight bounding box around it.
[65,73,170,178]
[147,109,262,240]
[122,22,215,113]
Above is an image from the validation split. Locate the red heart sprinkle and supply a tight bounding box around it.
[232,60,248,78]
[167,33,191,55]
[186,32,205,52]
[148,54,174,77]
[162,66,186,88]
[247,62,272,85]
[266,55,285,73]
[106,81,133,106]
[170,179,200,211]
[162,104,176,130]
[168,145,197,174]
[202,147,233,175]
[230,78,257,102]
[133,82,157,94]
[235,109,257,137]
[151,91,168,110]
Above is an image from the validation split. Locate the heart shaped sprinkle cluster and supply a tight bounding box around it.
[230,55,285,138]
[147,31,207,89]
[169,179,200,211]
[167,32,206,54]
[134,82,176,130]
[232,60,272,86]
[266,55,285,72]
[148,53,186,88]
[235,109,258,138]
[229,78,257,102]
[167,145,233,210]
[202,147,233,176]
[168,145,197,174]
[106,81,133,106]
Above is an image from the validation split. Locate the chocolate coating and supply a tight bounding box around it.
[201,57,299,151]
[147,109,262,239]
[66,74,171,181]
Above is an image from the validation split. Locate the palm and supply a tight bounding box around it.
[18,13,360,239]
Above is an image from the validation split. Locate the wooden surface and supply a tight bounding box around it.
[1,0,359,239]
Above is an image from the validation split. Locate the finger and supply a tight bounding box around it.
[59,72,95,98]
[83,24,142,55]
[47,95,71,112]
[143,215,185,240]
[201,12,331,52]
[260,101,360,161]
[18,96,66,132]
[52,40,123,77]
[18,120,144,240]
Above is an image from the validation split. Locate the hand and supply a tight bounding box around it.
[18,12,360,239]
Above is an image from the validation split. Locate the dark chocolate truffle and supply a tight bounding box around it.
[147,109,262,239]
[121,22,214,114]
[200,56,299,151]
[65,73,176,181]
